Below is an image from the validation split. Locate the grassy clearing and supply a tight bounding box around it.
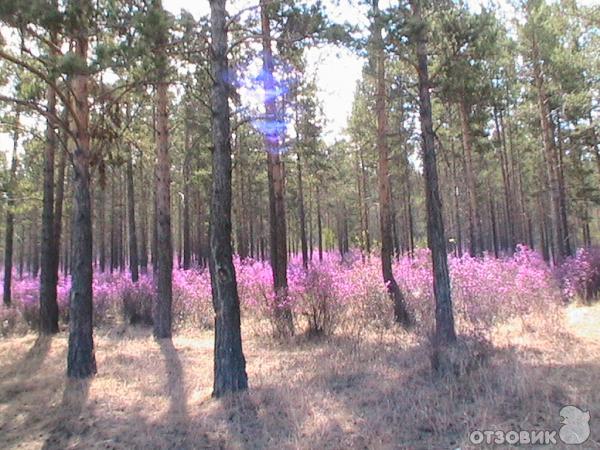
[1,304,599,449]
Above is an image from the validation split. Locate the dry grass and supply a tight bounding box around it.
[1,304,600,450]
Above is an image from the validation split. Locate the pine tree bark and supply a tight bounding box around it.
[373,0,410,326]
[411,0,456,350]
[209,0,248,397]
[153,0,173,338]
[39,67,59,334]
[67,11,96,377]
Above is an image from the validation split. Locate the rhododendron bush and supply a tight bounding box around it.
[556,247,600,302]
[0,245,580,337]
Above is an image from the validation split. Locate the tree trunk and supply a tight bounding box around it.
[234,133,249,260]
[209,0,248,397]
[316,184,323,262]
[153,0,173,339]
[126,145,139,282]
[494,107,514,252]
[411,0,456,350]
[67,16,96,378]
[358,146,371,256]
[297,152,308,269]
[138,153,149,273]
[182,110,192,269]
[373,0,410,327]
[3,109,19,307]
[555,113,571,256]
[458,98,481,256]
[261,0,293,337]
[489,196,499,258]
[54,125,67,279]
[39,62,59,334]
[402,142,415,258]
[110,174,117,273]
[98,182,106,272]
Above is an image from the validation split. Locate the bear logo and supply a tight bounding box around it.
[559,405,590,445]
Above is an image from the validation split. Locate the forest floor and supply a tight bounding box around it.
[1,303,599,450]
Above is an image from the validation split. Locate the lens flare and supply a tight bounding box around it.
[233,57,295,155]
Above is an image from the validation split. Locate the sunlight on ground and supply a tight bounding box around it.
[567,302,600,343]
[1,304,599,449]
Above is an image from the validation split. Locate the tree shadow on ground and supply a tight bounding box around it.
[42,378,91,450]
[157,337,190,448]
[0,334,52,382]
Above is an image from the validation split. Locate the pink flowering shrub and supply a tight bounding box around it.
[556,247,600,303]
[450,245,559,335]
[172,269,212,329]
[0,245,566,337]
[289,255,346,336]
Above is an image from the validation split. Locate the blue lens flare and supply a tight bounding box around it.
[232,57,295,155]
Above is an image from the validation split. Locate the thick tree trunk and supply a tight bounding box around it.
[67,19,96,378]
[261,0,293,336]
[153,1,173,339]
[411,0,456,350]
[39,69,59,334]
[126,146,139,282]
[3,109,19,307]
[209,0,248,397]
[373,0,410,327]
